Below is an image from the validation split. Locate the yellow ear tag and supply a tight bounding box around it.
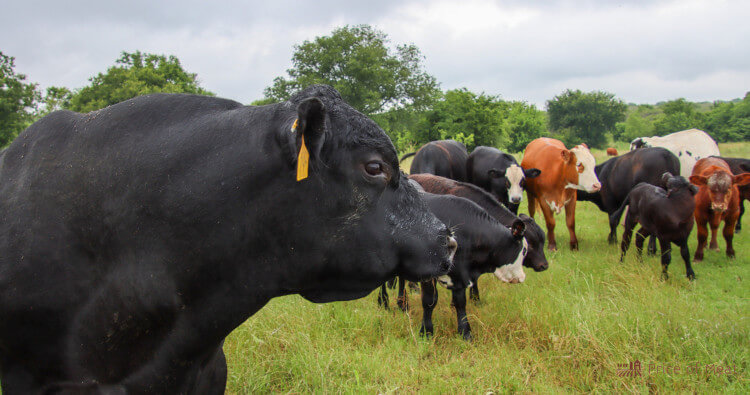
[292,119,309,181]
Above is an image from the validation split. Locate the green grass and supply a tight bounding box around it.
[224,142,750,393]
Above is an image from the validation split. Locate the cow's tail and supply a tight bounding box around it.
[611,192,632,226]
[399,151,417,163]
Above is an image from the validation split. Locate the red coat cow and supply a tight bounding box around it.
[689,157,750,260]
[606,147,618,156]
[521,138,601,250]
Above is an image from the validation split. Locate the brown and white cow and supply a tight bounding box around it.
[521,138,601,250]
[689,157,750,260]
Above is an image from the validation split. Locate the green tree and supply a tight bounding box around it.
[501,101,548,152]
[546,89,626,149]
[264,25,440,116]
[652,98,704,135]
[67,51,213,112]
[704,92,750,142]
[34,86,72,119]
[1,51,41,146]
[614,104,658,142]
[414,89,507,151]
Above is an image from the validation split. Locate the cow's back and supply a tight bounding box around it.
[520,138,565,196]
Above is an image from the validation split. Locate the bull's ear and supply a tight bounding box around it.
[689,175,708,186]
[733,173,750,186]
[510,219,526,240]
[561,150,572,163]
[295,97,327,159]
[487,168,503,178]
[524,168,541,178]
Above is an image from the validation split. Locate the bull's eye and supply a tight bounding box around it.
[365,162,384,176]
[577,163,584,173]
[505,179,511,188]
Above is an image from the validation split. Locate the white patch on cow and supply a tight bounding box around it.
[546,199,563,214]
[494,238,527,284]
[569,145,601,193]
[437,275,453,288]
[506,164,525,203]
[630,129,720,177]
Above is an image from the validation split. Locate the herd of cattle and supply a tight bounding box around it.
[0,86,747,393]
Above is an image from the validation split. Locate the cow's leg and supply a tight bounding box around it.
[635,227,650,261]
[708,212,722,251]
[724,214,738,258]
[397,277,409,311]
[377,284,389,309]
[694,215,708,262]
[419,280,438,338]
[452,288,472,341]
[527,194,537,219]
[468,273,481,303]
[658,238,672,280]
[539,199,557,251]
[678,240,695,280]
[564,196,578,250]
[647,236,657,256]
[188,343,227,395]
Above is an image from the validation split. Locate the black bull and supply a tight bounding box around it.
[0,86,456,393]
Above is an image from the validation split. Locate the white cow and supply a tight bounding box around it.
[630,129,720,178]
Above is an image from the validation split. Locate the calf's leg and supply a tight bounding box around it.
[724,214,738,258]
[658,238,672,280]
[452,288,472,341]
[678,240,695,280]
[635,227,650,260]
[694,215,708,262]
[647,236,657,256]
[397,277,409,311]
[708,212,722,251]
[419,280,438,338]
[539,200,558,251]
[377,284,389,309]
[620,211,638,262]
[468,274,481,303]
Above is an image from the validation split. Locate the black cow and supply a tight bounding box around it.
[400,139,469,181]
[577,147,680,246]
[0,85,457,394]
[466,146,540,214]
[712,156,750,232]
[618,173,698,280]
[379,174,547,311]
[418,194,526,340]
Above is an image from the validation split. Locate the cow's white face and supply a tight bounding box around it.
[494,238,527,284]
[505,164,525,204]
[569,145,601,193]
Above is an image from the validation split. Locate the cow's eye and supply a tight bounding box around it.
[505,179,511,188]
[365,162,384,176]
[577,163,584,173]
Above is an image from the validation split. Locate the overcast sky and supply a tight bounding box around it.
[2,0,748,108]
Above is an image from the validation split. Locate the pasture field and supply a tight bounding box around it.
[224,142,749,393]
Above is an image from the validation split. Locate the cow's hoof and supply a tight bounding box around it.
[570,243,579,251]
[693,255,703,262]
[419,326,433,338]
[727,251,736,259]
[661,272,669,281]
[687,272,696,281]
[460,331,472,341]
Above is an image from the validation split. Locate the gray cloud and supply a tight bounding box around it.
[1,0,747,107]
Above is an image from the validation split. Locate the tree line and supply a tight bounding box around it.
[2,25,748,151]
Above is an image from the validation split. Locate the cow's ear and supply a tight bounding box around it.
[510,219,526,240]
[689,175,708,186]
[524,168,541,178]
[487,168,503,178]
[733,173,750,186]
[561,150,572,163]
[661,172,673,187]
[295,97,327,159]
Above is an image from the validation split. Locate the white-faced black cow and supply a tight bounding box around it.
[577,147,680,245]
[617,173,698,280]
[0,85,457,393]
[400,139,469,181]
[418,194,526,340]
[378,174,547,312]
[466,146,540,214]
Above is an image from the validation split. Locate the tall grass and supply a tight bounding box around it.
[224,143,750,393]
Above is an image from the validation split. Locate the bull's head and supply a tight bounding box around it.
[690,170,750,212]
[563,144,601,193]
